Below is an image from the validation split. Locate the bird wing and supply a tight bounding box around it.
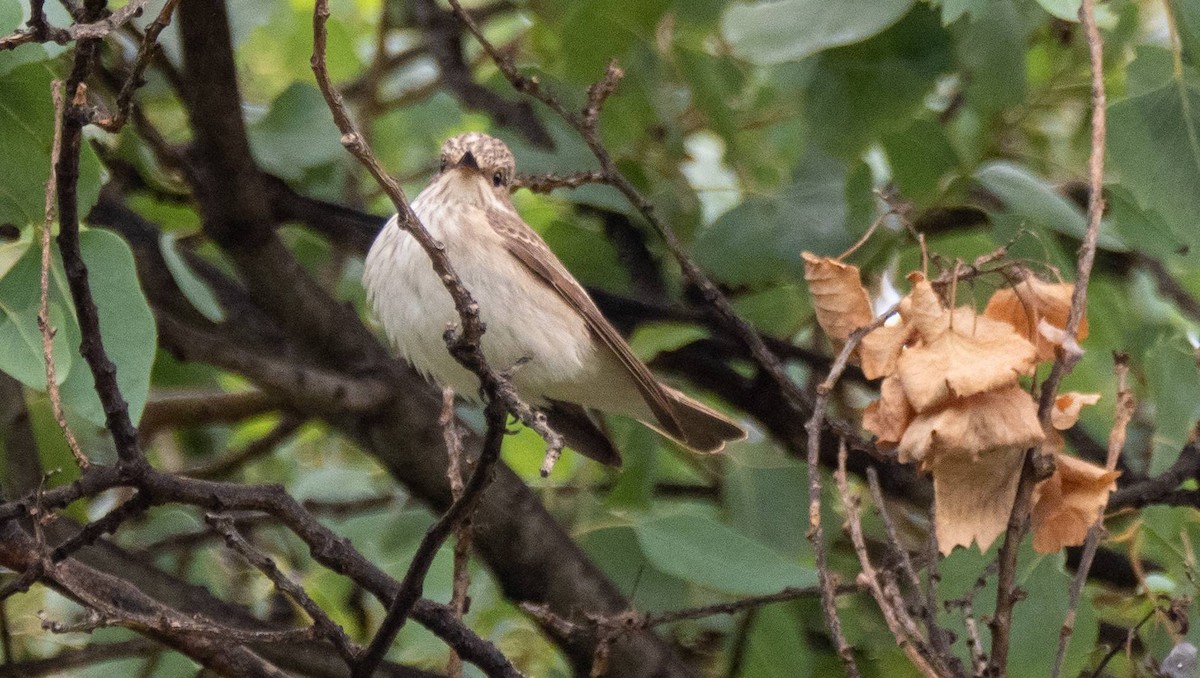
[486,207,684,439]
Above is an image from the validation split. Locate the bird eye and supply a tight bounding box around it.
[492,172,505,187]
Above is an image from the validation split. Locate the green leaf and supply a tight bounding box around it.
[804,6,954,156]
[1171,0,1200,72]
[694,149,862,285]
[56,229,157,427]
[1126,46,1176,98]
[632,510,817,595]
[940,0,988,24]
[1033,0,1081,21]
[579,525,691,612]
[882,118,961,205]
[954,0,1029,113]
[604,423,661,509]
[974,161,1126,250]
[0,300,74,389]
[1108,80,1200,253]
[159,233,226,323]
[722,0,916,65]
[628,322,710,362]
[0,62,103,227]
[731,283,810,338]
[725,457,809,555]
[0,236,30,284]
[1010,553,1099,677]
[0,237,75,390]
[559,0,671,81]
[248,83,346,182]
[740,604,813,678]
[1107,185,1189,260]
[1143,330,1200,475]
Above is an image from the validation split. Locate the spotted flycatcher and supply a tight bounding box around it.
[363,132,745,464]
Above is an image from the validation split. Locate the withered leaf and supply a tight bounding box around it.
[1031,454,1120,553]
[896,309,1038,413]
[931,445,1027,554]
[863,375,913,448]
[984,275,1088,362]
[1051,392,1102,431]
[860,322,915,380]
[898,385,1044,464]
[802,252,873,343]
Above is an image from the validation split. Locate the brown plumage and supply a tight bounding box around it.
[363,132,746,464]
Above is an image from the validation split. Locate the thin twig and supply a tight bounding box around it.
[867,468,957,669]
[55,0,147,468]
[646,584,853,626]
[946,563,995,676]
[1089,606,1158,678]
[0,1,149,51]
[799,305,899,676]
[39,606,317,644]
[514,171,609,193]
[206,513,358,666]
[50,492,150,563]
[96,0,181,132]
[796,309,892,672]
[1051,355,1132,678]
[519,582,852,645]
[181,416,305,480]
[990,0,1107,671]
[442,388,471,678]
[834,442,941,677]
[353,397,507,677]
[38,79,87,468]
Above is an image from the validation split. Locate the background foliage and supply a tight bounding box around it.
[1,0,1199,676]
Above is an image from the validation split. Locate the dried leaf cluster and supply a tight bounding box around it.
[803,256,1118,554]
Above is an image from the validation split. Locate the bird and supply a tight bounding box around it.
[363,132,745,465]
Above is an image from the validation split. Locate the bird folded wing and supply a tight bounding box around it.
[487,207,686,439]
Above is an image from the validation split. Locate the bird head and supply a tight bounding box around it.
[437,133,516,199]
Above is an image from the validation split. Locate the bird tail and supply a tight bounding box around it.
[653,387,746,454]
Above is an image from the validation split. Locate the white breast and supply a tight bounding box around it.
[362,179,598,403]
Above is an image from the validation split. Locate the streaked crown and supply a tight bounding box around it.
[439,132,516,187]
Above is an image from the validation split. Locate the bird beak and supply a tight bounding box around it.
[455,150,480,173]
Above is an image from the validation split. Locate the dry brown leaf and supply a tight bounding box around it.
[1051,392,1102,430]
[897,385,1044,464]
[802,252,873,342]
[902,273,948,343]
[863,376,913,447]
[860,322,915,380]
[896,309,1038,413]
[930,445,1027,554]
[984,276,1089,362]
[1031,454,1120,554]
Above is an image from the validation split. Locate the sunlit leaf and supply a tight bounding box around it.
[633,510,817,595]
[0,237,75,389]
[1109,80,1200,253]
[55,230,157,427]
[0,62,103,226]
[722,0,915,65]
[159,233,226,323]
